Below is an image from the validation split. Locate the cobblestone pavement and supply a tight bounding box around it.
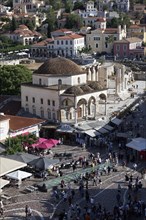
[1,142,146,220]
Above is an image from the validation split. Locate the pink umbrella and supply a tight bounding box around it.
[36,142,54,149]
[46,139,59,146]
[32,138,48,147]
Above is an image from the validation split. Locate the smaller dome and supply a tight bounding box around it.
[80,84,93,93]
[64,86,84,96]
[88,81,104,90]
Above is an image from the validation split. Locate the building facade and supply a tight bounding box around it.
[113,37,145,59]
[21,57,130,123]
[86,25,126,54]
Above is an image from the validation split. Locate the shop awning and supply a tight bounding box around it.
[111,118,122,126]
[126,137,146,151]
[103,124,114,131]
[95,127,109,134]
[56,124,76,133]
[85,129,101,138]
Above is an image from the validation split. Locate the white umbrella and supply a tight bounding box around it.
[6,170,32,181]
[0,179,10,189]
[0,157,27,177]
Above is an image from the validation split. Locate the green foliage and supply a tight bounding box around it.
[73,2,85,10]
[11,17,18,31]
[46,8,57,37]
[48,0,63,10]
[5,133,37,155]
[65,14,83,30]
[78,46,92,54]
[65,0,73,13]
[107,14,131,28]
[0,65,32,95]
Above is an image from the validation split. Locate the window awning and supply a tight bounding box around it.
[111,118,122,126]
[85,129,101,138]
[103,124,114,131]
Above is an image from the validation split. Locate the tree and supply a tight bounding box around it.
[65,0,73,13]
[46,8,57,37]
[48,0,63,10]
[65,14,83,30]
[11,16,18,31]
[0,65,32,95]
[73,2,85,10]
[5,133,37,155]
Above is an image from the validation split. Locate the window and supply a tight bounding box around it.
[39,79,42,85]
[61,41,63,45]
[52,100,55,106]
[32,107,36,115]
[94,37,100,41]
[114,37,117,41]
[40,108,44,118]
[96,43,98,48]
[105,43,108,48]
[25,104,29,112]
[123,44,127,51]
[32,97,35,103]
[66,40,68,45]
[53,112,56,120]
[26,96,28,101]
[57,40,59,45]
[78,77,80,84]
[40,98,43,104]
[48,110,51,119]
[48,99,50,105]
[116,45,120,51]
[70,40,72,45]
[65,99,68,106]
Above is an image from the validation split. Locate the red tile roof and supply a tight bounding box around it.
[55,34,84,40]
[128,25,141,29]
[7,115,45,131]
[96,17,106,22]
[52,28,72,33]
[32,38,53,46]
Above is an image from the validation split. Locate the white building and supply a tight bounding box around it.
[6,25,42,46]
[53,34,85,57]
[31,33,85,58]
[21,57,108,123]
[116,0,130,12]
[13,0,44,13]
[0,113,44,141]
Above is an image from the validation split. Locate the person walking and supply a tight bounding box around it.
[0,199,4,217]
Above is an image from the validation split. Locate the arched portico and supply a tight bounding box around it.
[88,96,96,117]
[77,98,87,119]
[99,93,107,115]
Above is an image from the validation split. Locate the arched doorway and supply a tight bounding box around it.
[77,98,87,119]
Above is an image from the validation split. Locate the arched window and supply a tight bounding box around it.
[32,105,36,115]
[48,109,51,119]
[25,104,29,112]
[40,107,44,118]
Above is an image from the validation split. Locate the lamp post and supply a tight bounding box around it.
[105,99,107,116]
[74,93,77,125]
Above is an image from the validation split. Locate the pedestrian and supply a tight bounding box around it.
[98,178,102,188]
[25,205,29,218]
[0,200,4,217]
[133,163,137,171]
[27,206,32,219]
[93,176,97,186]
